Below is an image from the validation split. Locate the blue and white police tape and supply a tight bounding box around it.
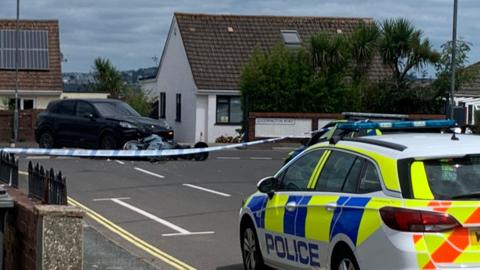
[0,137,287,157]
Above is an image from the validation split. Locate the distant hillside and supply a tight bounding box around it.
[63,67,157,92]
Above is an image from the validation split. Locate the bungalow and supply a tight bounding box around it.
[143,13,387,143]
[0,20,63,110]
[455,61,480,125]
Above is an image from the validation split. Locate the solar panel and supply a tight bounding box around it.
[0,29,49,70]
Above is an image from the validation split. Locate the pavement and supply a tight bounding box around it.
[11,144,293,269]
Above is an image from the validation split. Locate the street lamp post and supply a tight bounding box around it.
[449,0,458,120]
[13,0,20,145]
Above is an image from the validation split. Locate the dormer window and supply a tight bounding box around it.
[281,30,301,48]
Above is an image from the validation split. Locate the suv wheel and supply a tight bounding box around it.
[241,222,265,270]
[39,131,55,148]
[100,134,117,149]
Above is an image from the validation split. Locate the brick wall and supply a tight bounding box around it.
[4,188,39,270]
[0,110,42,142]
[3,187,84,270]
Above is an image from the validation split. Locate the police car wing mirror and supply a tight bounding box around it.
[257,176,277,198]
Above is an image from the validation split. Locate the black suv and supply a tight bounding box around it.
[35,99,174,149]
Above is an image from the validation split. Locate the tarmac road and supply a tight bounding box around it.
[17,146,291,269]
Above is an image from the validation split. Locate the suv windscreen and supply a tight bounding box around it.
[423,156,480,200]
[92,102,140,117]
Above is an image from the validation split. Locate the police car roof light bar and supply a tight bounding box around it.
[337,120,456,131]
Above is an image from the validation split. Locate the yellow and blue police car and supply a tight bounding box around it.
[239,120,480,270]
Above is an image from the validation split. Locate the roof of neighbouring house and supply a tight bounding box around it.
[457,61,480,97]
[0,20,63,92]
[173,12,390,91]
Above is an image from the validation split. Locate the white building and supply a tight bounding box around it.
[143,13,378,143]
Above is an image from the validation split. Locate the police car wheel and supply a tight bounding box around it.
[241,226,264,270]
[332,248,359,270]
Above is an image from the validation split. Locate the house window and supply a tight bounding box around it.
[280,30,301,48]
[159,92,166,119]
[216,96,242,124]
[8,98,34,110]
[175,93,181,122]
[0,30,49,70]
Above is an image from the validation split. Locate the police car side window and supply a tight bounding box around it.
[341,158,364,193]
[278,150,324,191]
[358,161,382,193]
[315,151,357,192]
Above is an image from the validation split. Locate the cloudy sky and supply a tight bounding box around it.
[1,0,479,73]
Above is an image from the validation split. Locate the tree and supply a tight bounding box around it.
[350,23,381,80]
[241,45,313,113]
[123,87,154,117]
[92,58,124,98]
[434,39,475,99]
[378,18,440,87]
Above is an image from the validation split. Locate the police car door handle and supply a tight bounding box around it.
[325,202,337,212]
[285,201,298,212]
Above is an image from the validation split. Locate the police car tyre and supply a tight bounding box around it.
[241,223,266,270]
[38,130,55,148]
[332,246,359,270]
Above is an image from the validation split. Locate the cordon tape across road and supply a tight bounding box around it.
[0,137,287,157]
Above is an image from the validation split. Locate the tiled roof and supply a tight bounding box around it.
[175,13,389,91]
[458,61,480,97]
[0,20,63,92]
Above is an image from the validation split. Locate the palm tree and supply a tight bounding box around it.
[350,23,381,80]
[378,18,440,87]
[310,32,351,78]
[93,58,124,98]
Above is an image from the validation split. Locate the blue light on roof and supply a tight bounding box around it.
[337,120,456,130]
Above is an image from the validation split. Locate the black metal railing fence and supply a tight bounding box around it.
[0,151,18,188]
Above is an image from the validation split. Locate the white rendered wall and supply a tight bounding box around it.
[156,18,197,143]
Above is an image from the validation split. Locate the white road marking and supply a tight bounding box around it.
[105,198,214,237]
[182,184,231,197]
[162,231,215,237]
[115,160,125,165]
[93,197,131,202]
[250,157,273,160]
[216,157,240,160]
[134,167,165,179]
[112,198,189,234]
[19,171,28,176]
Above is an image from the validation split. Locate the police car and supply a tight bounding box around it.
[239,120,480,270]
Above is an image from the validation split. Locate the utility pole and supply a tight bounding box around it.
[13,0,20,145]
[450,0,458,120]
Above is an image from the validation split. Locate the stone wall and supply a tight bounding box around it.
[4,187,84,270]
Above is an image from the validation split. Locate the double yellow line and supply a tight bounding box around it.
[68,197,196,270]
